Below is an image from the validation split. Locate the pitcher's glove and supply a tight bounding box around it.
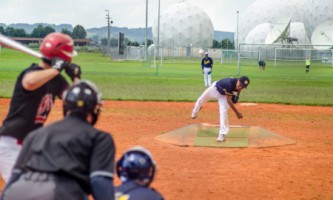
[232,94,239,104]
[65,63,81,82]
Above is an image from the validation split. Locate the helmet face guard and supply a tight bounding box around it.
[63,80,102,125]
[40,32,77,62]
[116,146,156,186]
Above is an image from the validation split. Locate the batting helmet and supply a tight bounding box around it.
[40,32,77,62]
[63,80,102,125]
[116,146,156,186]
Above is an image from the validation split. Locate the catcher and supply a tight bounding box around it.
[115,146,164,200]
[191,76,250,142]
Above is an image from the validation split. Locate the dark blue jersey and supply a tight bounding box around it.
[258,60,265,66]
[215,77,238,96]
[201,57,213,69]
[116,181,164,200]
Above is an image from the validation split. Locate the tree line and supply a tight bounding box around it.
[0,24,234,49]
[0,24,87,39]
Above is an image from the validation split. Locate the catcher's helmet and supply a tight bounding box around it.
[116,146,156,186]
[63,80,102,125]
[40,32,77,62]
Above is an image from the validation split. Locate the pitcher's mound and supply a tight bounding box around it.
[155,124,295,148]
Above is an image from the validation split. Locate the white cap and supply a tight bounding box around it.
[204,52,208,55]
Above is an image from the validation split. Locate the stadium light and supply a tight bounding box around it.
[145,0,148,61]
[105,10,112,56]
[236,10,239,50]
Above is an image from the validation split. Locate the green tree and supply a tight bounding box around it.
[89,35,99,44]
[3,27,26,37]
[125,38,140,46]
[61,29,72,37]
[0,26,5,34]
[110,38,118,47]
[141,39,153,46]
[100,38,107,46]
[4,27,15,36]
[30,25,55,38]
[72,25,87,39]
[13,28,27,37]
[212,39,222,48]
[221,38,234,49]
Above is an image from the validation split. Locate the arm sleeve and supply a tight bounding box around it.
[90,176,115,200]
[90,133,115,178]
[201,58,204,69]
[55,75,69,99]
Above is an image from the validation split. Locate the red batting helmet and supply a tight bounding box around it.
[40,32,77,62]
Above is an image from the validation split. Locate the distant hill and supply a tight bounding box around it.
[214,31,234,42]
[0,23,73,34]
[0,23,234,43]
[86,26,153,43]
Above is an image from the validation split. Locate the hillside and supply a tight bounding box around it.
[0,23,234,43]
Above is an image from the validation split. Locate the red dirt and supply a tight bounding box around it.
[1,99,333,200]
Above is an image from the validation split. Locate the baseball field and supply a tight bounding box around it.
[1,48,333,199]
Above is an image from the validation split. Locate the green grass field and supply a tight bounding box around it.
[0,48,332,106]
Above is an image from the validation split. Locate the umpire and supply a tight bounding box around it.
[0,81,116,200]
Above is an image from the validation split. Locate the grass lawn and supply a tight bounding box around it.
[0,48,332,106]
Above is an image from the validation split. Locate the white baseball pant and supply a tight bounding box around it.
[203,67,212,87]
[0,136,22,183]
[192,81,229,138]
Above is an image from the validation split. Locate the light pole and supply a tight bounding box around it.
[145,0,148,61]
[157,0,160,56]
[105,10,111,55]
[236,10,239,50]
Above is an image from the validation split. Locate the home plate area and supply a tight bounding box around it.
[155,123,295,148]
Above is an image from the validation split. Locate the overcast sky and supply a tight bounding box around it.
[0,0,256,32]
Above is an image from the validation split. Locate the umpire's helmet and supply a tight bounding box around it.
[40,32,77,62]
[116,146,156,186]
[63,80,102,125]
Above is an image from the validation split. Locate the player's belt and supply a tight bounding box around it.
[0,136,23,145]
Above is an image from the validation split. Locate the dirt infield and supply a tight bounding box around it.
[1,99,333,200]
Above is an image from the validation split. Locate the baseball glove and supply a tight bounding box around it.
[231,94,239,104]
[65,63,81,82]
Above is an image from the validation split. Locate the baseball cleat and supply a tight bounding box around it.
[216,135,226,142]
[191,112,198,119]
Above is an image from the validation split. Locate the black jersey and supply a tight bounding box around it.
[116,181,164,200]
[0,63,68,140]
[13,115,115,194]
[215,77,238,96]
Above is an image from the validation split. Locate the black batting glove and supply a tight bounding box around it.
[65,63,81,82]
[51,58,69,72]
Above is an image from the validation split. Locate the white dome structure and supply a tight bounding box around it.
[244,22,310,45]
[237,0,306,44]
[289,22,310,45]
[303,0,333,39]
[152,2,214,49]
[245,23,270,44]
[303,0,333,49]
[311,21,333,50]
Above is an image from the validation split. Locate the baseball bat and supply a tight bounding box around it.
[0,34,43,59]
